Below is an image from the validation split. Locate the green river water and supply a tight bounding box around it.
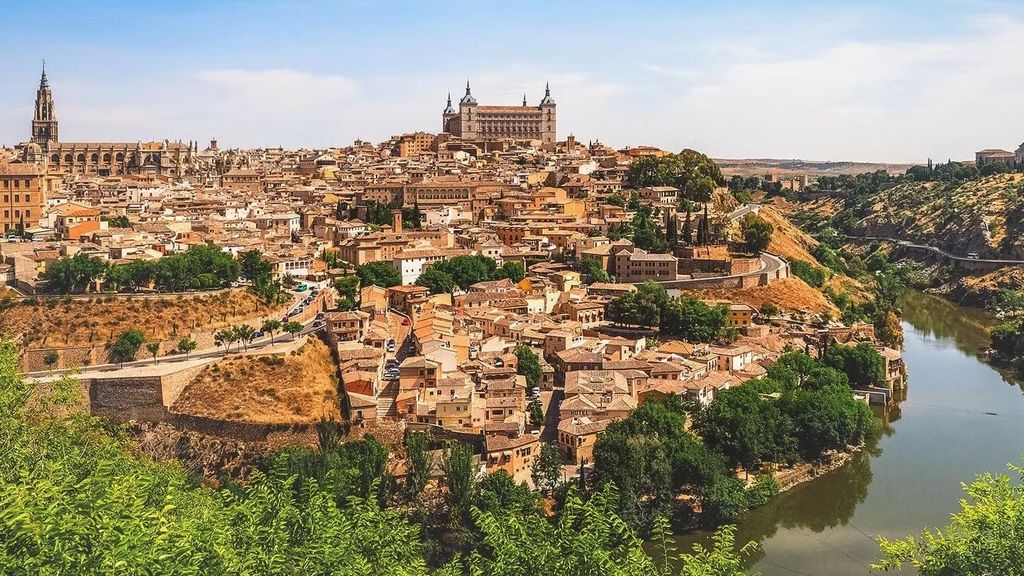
[677,290,1024,574]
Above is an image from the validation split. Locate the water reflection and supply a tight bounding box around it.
[902,291,1024,393]
[675,291,1024,574]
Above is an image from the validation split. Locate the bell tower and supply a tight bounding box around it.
[31,61,58,147]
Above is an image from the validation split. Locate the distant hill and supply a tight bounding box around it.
[715,158,917,177]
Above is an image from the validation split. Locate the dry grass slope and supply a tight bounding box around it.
[688,277,838,315]
[0,290,289,348]
[171,337,340,425]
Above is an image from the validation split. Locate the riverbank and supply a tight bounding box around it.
[674,290,1024,575]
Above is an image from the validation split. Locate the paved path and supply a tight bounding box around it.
[727,203,761,221]
[26,304,326,380]
[845,234,1024,265]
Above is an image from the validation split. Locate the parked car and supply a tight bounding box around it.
[401,318,410,326]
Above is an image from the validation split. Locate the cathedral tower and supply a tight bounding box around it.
[31,62,58,147]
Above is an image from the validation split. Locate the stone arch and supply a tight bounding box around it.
[90,153,99,162]
[50,154,59,163]
[64,153,73,163]
[115,152,125,162]
[102,153,111,162]
[76,153,85,162]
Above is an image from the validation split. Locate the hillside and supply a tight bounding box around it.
[848,174,1024,258]
[689,277,838,315]
[759,206,821,264]
[171,337,340,425]
[0,290,288,349]
[717,158,914,178]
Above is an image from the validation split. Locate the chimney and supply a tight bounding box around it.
[392,209,403,233]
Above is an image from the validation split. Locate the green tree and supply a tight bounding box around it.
[440,441,476,520]
[283,321,304,340]
[145,342,160,364]
[876,462,1024,575]
[581,257,611,284]
[43,351,59,372]
[606,191,626,207]
[42,253,107,294]
[740,213,774,254]
[528,398,544,427]
[110,329,145,366]
[356,261,401,288]
[514,345,542,391]
[107,215,130,228]
[531,442,563,494]
[403,430,431,501]
[262,319,282,344]
[334,275,360,310]
[790,260,828,287]
[214,329,233,355]
[233,324,255,352]
[498,261,525,282]
[415,266,456,295]
[822,343,886,388]
[177,338,197,358]
[875,309,904,349]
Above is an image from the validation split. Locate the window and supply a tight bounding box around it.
[24,195,29,202]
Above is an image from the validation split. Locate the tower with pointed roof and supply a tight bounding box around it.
[539,82,556,144]
[441,92,458,133]
[31,62,58,147]
[458,80,479,141]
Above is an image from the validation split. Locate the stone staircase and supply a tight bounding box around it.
[375,378,399,419]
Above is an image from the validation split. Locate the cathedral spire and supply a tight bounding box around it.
[523,94,527,106]
[39,59,49,89]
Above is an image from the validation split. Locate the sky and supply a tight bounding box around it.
[1,0,1023,163]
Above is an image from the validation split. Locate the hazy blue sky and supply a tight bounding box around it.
[2,0,1022,162]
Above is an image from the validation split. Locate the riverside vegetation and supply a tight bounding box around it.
[0,336,758,575]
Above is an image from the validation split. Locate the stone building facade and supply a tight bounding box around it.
[20,66,197,177]
[442,81,556,145]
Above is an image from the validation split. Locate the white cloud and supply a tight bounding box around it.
[189,69,360,147]
[639,15,1024,162]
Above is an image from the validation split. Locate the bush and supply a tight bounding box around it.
[790,260,828,287]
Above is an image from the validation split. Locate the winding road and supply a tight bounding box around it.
[845,234,1024,265]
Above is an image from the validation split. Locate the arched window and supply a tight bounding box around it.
[115,153,125,162]
[76,154,85,162]
[64,154,73,163]
[90,153,99,162]
[50,154,59,163]
[102,153,111,162]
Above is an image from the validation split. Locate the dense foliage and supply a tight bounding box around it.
[594,351,877,532]
[625,149,724,204]
[876,462,1024,575]
[0,338,753,574]
[606,282,731,342]
[45,245,241,294]
[581,257,612,284]
[739,213,773,254]
[357,261,402,288]
[789,259,828,288]
[415,255,523,294]
[514,344,542,391]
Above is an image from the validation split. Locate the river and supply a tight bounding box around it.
[677,290,1024,574]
